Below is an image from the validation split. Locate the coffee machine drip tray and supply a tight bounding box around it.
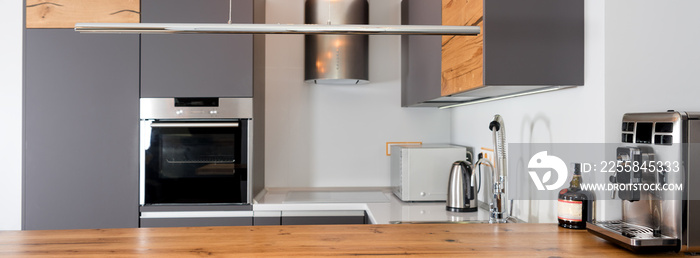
[587,221,679,252]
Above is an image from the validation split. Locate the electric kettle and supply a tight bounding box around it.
[446,160,478,212]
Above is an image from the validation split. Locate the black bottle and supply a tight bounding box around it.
[557,163,588,229]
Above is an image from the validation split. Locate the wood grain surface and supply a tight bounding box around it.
[26,0,140,28]
[0,223,682,257]
[441,0,484,96]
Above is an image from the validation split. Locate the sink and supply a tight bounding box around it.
[390,220,491,224]
[390,217,523,224]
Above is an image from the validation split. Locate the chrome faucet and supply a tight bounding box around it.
[488,114,511,223]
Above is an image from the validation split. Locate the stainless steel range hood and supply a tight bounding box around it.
[304,0,368,85]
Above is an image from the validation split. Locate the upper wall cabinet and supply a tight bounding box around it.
[401,0,584,107]
[140,0,254,98]
[26,0,140,28]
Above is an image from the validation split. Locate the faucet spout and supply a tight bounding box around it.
[488,114,510,223]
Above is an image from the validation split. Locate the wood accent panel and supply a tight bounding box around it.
[26,0,140,28]
[0,223,682,257]
[441,0,484,96]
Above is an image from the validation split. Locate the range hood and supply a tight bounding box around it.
[304,0,368,85]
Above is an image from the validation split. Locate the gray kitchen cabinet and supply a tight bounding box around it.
[401,0,584,107]
[254,217,282,226]
[140,217,253,228]
[140,0,254,98]
[139,205,253,228]
[400,0,443,107]
[280,211,368,225]
[24,29,140,230]
[253,211,282,226]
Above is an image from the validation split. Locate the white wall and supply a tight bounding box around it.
[605,0,700,142]
[0,1,23,230]
[450,0,607,223]
[601,0,700,222]
[264,0,452,187]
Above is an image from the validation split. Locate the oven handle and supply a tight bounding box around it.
[150,122,239,128]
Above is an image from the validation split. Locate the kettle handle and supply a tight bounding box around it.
[466,151,480,195]
[475,162,481,195]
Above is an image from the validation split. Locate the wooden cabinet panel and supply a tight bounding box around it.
[26,0,140,28]
[441,0,483,96]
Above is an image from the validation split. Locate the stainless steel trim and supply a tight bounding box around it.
[139,120,152,205]
[75,23,481,36]
[587,221,679,248]
[140,205,252,212]
[140,211,254,219]
[151,122,239,128]
[247,120,253,204]
[140,98,253,119]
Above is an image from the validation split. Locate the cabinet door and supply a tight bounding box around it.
[140,217,253,228]
[400,0,445,107]
[139,205,254,227]
[280,211,368,225]
[441,0,483,96]
[254,217,282,226]
[25,0,139,28]
[281,216,366,225]
[253,211,282,226]
[24,29,140,230]
[140,0,254,98]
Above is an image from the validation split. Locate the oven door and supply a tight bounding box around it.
[140,119,249,205]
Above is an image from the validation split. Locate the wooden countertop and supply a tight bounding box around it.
[0,223,681,257]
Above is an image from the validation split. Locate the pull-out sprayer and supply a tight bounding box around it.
[488,114,511,223]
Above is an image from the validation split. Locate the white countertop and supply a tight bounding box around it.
[253,187,491,224]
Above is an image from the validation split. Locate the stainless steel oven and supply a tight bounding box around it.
[139,98,253,225]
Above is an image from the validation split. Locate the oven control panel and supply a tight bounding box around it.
[140,98,252,119]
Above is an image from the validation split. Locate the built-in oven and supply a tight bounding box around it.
[139,98,253,227]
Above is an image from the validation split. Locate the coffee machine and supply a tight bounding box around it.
[587,111,700,252]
